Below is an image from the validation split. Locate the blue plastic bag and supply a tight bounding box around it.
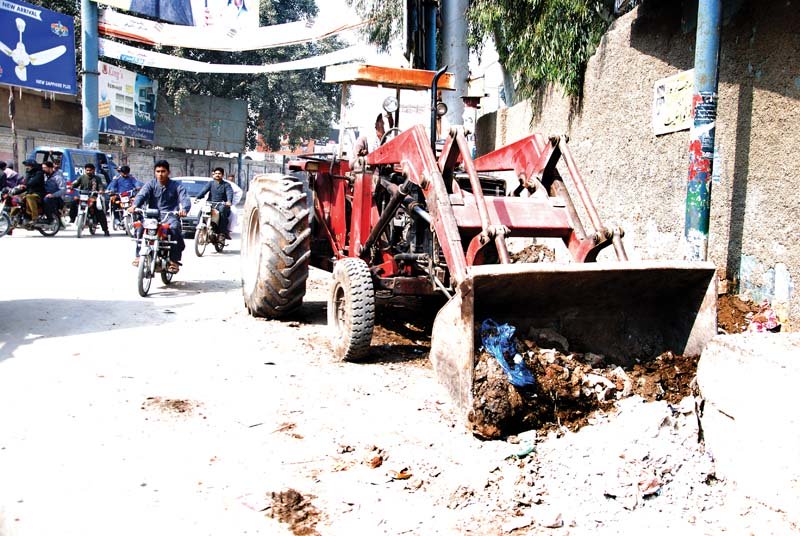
[479,319,536,389]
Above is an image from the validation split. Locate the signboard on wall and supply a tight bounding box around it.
[0,0,76,94]
[154,94,246,152]
[98,60,158,141]
[652,69,694,136]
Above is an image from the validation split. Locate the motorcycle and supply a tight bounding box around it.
[194,200,228,257]
[0,186,61,238]
[110,188,137,236]
[134,208,180,297]
[74,189,103,238]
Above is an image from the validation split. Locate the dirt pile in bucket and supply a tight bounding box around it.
[469,323,698,439]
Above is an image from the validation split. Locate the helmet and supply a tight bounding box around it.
[119,165,130,174]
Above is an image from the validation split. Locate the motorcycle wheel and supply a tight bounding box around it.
[37,218,60,237]
[0,211,10,238]
[124,215,134,237]
[214,238,225,253]
[137,254,152,297]
[89,216,97,235]
[76,213,86,238]
[194,228,207,257]
[161,270,173,285]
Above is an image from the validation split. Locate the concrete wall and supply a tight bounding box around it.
[475,1,799,326]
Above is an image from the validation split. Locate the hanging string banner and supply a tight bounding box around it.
[99,37,363,73]
[98,8,367,52]
[92,0,260,29]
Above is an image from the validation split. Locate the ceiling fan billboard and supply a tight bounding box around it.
[0,0,76,94]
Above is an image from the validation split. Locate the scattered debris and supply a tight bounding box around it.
[510,243,556,264]
[470,324,701,439]
[141,397,198,415]
[388,468,412,480]
[717,294,760,333]
[263,489,321,536]
[746,300,781,332]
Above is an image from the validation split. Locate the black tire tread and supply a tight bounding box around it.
[242,174,310,318]
[329,257,375,361]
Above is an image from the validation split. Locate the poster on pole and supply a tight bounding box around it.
[0,0,76,94]
[652,69,694,136]
[92,0,259,29]
[98,60,158,141]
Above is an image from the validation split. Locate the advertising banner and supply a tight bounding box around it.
[98,8,366,52]
[100,37,363,74]
[0,0,76,94]
[93,0,259,29]
[98,60,158,141]
[652,69,694,136]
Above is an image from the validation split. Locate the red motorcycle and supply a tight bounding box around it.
[0,186,61,237]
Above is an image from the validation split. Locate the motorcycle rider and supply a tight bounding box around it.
[17,159,45,222]
[107,165,143,193]
[195,167,234,240]
[0,161,20,188]
[107,165,142,228]
[42,161,66,225]
[70,162,110,236]
[129,160,190,273]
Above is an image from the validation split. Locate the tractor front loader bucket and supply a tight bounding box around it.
[428,260,717,430]
[367,126,717,436]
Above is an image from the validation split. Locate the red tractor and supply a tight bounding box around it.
[240,64,717,426]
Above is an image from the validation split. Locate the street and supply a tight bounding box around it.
[0,229,792,536]
[0,227,495,536]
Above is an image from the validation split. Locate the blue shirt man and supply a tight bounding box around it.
[130,160,191,271]
[107,166,143,194]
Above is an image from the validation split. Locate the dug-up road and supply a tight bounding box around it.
[0,229,791,536]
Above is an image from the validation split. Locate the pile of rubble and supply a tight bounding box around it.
[470,322,698,439]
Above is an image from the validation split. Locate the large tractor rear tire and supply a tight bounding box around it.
[329,257,375,361]
[241,174,311,318]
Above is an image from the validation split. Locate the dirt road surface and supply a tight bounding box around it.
[0,229,793,535]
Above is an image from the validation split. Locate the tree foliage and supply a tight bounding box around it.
[36,0,343,151]
[469,0,612,98]
[344,0,403,52]
[344,0,613,100]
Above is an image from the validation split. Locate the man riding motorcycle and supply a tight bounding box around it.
[107,165,142,230]
[129,160,190,273]
[16,159,46,222]
[70,162,110,236]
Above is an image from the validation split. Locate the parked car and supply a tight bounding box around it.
[27,147,118,204]
[171,176,211,238]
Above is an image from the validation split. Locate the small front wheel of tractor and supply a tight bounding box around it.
[328,257,375,362]
[241,173,311,318]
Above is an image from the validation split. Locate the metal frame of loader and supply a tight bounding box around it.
[240,64,717,429]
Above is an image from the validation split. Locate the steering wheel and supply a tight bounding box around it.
[381,127,401,146]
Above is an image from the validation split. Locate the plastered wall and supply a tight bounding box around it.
[476,1,799,326]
